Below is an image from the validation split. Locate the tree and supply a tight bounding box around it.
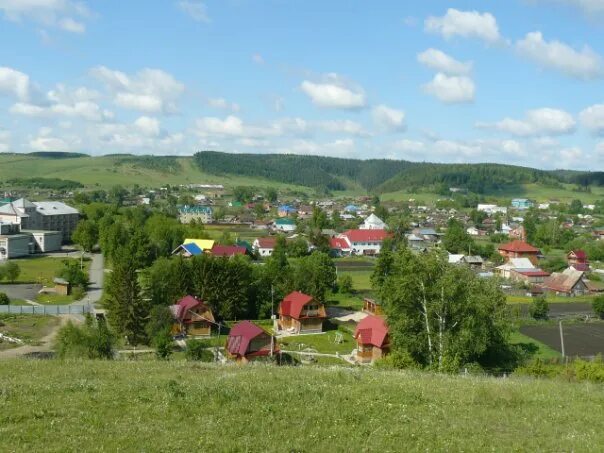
[569,199,584,215]
[442,218,474,254]
[186,339,214,361]
[0,292,9,305]
[265,187,278,203]
[310,206,328,230]
[339,274,353,294]
[593,295,604,319]
[375,249,512,371]
[288,237,309,257]
[540,256,567,273]
[153,330,174,360]
[529,296,549,321]
[55,315,115,359]
[72,219,98,252]
[293,252,336,303]
[109,185,128,206]
[233,186,254,203]
[4,262,20,283]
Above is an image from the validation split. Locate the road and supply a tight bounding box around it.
[73,253,104,307]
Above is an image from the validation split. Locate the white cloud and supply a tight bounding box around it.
[208,97,240,112]
[177,1,209,23]
[134,116,161,137]
[194,115,277,139]
[372,105,406,132]
[424,8,502,44]
[392,139,425,152]
[0,0,91,33]
[422,73,475,103]
[417,48,472,75]
[0,130,10,152]
[580,104,604,135]
[91,66,185,114]
[516,31,602,79]
[0,66,30,101]
[316,119,367,136]
[477,108,576,137]
[28,127,80,151]
[300,73,366,109]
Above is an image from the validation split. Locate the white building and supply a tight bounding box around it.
[360,214,387,230]
[477,204,508,215]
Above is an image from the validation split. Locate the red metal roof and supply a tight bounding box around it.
[342,229,390,243]
[354,315,389,348]
[210,245,247,257]
[569,250,587,261]
[279,291,315,319]
[226,320,266,357]
[329,237,349,250]
[498,240,540,253]
[515,270,550,277]
[175,295,202,321]
[255,237,278,248]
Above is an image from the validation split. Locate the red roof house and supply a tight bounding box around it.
[210,245,247,257]
[170,295,215,337]
[567,250,589,271]
[225,320,277,363]
[354,315,390,363]
[339,229,391,256]
[253,237,278,257]
[498,240,541,265]
[278,291,326,334]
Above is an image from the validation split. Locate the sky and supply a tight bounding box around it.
[1,1,604,170]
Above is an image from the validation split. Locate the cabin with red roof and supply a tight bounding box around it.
[567,250,589,271]
[253,237,278,257]
[278,291,326,334]
[354,315,390,364]
[209,244,247,258]
[170,295,215,337]
[225,320,278,363]
[498,240,541,265]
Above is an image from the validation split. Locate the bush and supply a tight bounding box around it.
[593,296,604,319]
[153,330,174,360]
[0,292,9,305]
[185,339,215,362]
[55,315,115,359]
[338,275,354,294]
[529,296,549,320]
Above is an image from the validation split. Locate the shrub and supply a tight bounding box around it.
[529,296,549,320]
[0,292,9,305]
[153,330,174,360]
[338,275,354,294]
[55,315,115,359]
[593,295,604,319]
[185,339,215,362]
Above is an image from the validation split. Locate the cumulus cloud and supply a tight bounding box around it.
[208,97,240,112]
[90,66,185,114]
[177,1,209,23]
[516,31,602,79]
[134,116,161,137]
[422,73,475,103]
[372,105,406,132]
[194,115,278,139]
[417,48,472,75]
[0,0,91,33]
[392,139,425,152]
[424,8,503,44]
[300,73,366,109]
[0,66,30,101]
[476,108,576,137]
[579,104,604,135]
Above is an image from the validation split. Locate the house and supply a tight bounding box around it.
[354,315,390,364]
[406,233,426,250]
[511,198,533,210]
[209,245,247,257]
[510,269,551,285]
[338,229,391,256]
[477,204,507,215]
[0,198,79,242]
[253,237,278,257]
[329,237,351,256]
[278,205,297,217]
[360,214,386,230]
[273,218,296,232]
[172,238,215,257]
[178,206,213,224]
[448,254,465,265]
[466,227,487,237]
[567,250,589,272]
[542,268,590,296]
[226,320,278,363]
[463,255,484,269]
[495,258,536,279]
[251,220,271,230]
[170,295,215,337]
[363,297,384,316]
[278,291,326,334]
[498,240,541,265]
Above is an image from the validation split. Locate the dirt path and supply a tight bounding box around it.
[0,315,78,359]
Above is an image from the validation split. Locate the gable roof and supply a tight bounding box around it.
[172,295,214,323]
[179,243,203,256]
[355,315,389,348]
[210,245,247,257]
[255,237,277,249]
[33,201,79,216]
[226,320,266,356]
[184,238,215,251]
[543,268,585,293]
[342,229,390,242]
[329,237,349,250]
[279,291,315,319]
[568,250,587,261]
[498,240,540,253]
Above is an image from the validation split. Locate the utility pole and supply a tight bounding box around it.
[559,320,565,358]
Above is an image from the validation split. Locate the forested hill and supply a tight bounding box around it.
[193,151,574,194]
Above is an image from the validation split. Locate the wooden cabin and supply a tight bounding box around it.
[278,291,326,334]
[170,295,214,337]
[363,297,384,316]
[225,320,278,363]
[354,315,390,364]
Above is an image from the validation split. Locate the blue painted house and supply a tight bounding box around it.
[511,199,533,210]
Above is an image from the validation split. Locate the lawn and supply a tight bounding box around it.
[278,328,356,355]
[509,330,561,360]
[34,293,78,305]
[0,256,90,286]
[0,314,59,351]
[1,361,604,451]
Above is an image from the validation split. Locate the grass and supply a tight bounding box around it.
[0,256,90,286]
[34,293,77,305]
[1,361,604,451]
[509,330,562,360]
[506,294,596,304]
[0,314,59,351]
[279,329,356,355]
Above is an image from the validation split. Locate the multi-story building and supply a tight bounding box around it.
[178,206,213,224]
[0,199,79,243]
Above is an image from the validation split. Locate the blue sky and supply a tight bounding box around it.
[1,0,604,170]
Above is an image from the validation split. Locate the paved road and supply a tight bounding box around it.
[73,253,104,307]
[0,284,42,301]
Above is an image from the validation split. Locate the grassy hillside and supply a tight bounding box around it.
[1,360,603,451]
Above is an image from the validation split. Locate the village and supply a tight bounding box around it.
[2,181,604,365]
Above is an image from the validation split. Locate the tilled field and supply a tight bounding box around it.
[520,322,604,357]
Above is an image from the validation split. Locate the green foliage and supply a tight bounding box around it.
[541,256,568,273]
[185,339,215,361]
[7,177,83,190]
[145,305,174,340]
[116,156,181,174]
[233,186,255,203]
[516,357,604,383]
[593,296,604,319]
[1,262,20,283]
[153,330,174,360]
[293,252,337,303]
[529,296,549,320]
[57,260,89,288]
[72,219,98,252]
[55,316,115,359]
[0,292,9,305]
[442,218,474,254]
[287,237,309,257]
[338,274,354,294]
